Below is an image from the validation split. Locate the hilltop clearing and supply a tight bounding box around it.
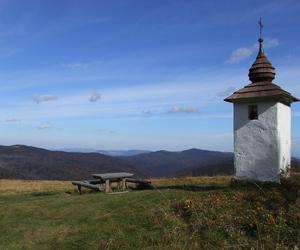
[0,175,299,249]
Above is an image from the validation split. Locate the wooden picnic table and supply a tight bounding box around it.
[92,172,134,193]
[72,172,151,194]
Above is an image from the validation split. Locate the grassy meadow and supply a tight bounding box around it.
[0,176,299,249]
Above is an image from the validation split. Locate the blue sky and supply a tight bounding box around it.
[0,0,299,155]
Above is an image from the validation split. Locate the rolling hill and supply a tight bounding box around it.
[96,149,151,157]
[0,145,298,180]
[120,148,234,177]
[0,145,145,180]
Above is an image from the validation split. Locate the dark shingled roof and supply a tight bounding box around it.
[224,81,298,104]
[224,38,299,104]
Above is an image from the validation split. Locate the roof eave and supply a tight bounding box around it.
[292,97,300,102]
[224,94,299,105]
[224,97,233,103]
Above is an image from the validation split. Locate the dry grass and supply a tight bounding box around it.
[0,176,232,195]
[151,176,231,186]
[0,179,73,195]
[0,175,299,249]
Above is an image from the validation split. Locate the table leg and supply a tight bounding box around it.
[105,179,110,193]
[118,180,122,191]
[122,178,126,190]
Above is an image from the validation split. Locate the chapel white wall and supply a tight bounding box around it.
[277,102,291,175]
[233,101,283,182]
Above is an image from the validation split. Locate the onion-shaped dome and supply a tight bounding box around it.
[248,38,276,83]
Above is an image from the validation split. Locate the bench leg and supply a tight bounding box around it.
[118,180,122,191]
[98,183,104,192]
[77,185,82,195]
[122,178,126,190]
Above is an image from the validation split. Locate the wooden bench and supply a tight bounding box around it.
[72,180,103,194]
[82,179,101,185]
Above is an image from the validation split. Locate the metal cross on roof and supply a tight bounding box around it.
[258,17,263,39]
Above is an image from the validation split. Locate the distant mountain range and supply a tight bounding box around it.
[120,149,234,177]
[96,150,152,157]
[0,145,299,180]
[0,145,144,180]
[58,148,100,153]
[59,148,151,156]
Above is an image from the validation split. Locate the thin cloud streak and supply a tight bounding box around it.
[168,105,199,114]
[37,123,50,129]
[62,62,90,70]
[33,95,58,104]
[226,38,279,64]
[4,118,20,122]
[89,92,101,102]
[0,63,298,121]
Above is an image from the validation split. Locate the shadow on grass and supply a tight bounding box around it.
[69,183,231,194]
[130,184,229,192]
[31,191,58,197]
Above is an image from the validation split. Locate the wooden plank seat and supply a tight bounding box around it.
[72,181,103,194]
[82,179,102,185]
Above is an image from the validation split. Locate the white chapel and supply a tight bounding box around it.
[225,26,299,182]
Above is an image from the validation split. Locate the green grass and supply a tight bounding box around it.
[0,176,299,249]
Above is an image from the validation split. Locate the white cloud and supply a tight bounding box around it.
[226,47,253,64]
[0,62,298,121]
[0,71,244,120]
[142,110,153,117]
[226,38,279,64]
[4,118,20,122]
[37,123,50,129]
[89,92,101,102]
[265,38,279,48]
[62,63,89,70]
[33,95,58,104]
[168,105,199,114]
